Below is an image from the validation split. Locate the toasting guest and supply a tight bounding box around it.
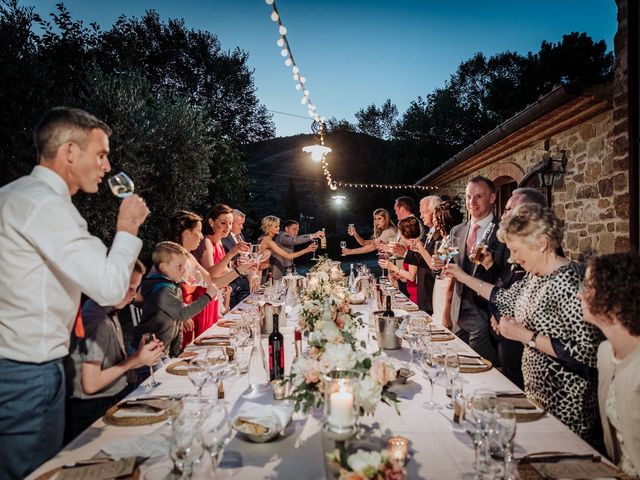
[343,208,397,255]
[271,219,323,279]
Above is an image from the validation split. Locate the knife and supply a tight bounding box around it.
[518,453,600,464]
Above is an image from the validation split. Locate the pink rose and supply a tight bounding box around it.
[371,358,397,385]
[335,316,345,329]
[383,461,405,480]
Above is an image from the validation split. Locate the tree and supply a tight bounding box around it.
[354,99,398,140]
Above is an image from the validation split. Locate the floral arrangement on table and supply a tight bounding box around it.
[326,448,405,480]
[288,278,400,415]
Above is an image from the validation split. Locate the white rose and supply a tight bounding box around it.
[323,343,357,369]
[319,320,343,344]
[356,376,383,414]
[371,357,397,386]
[347,449,382,475]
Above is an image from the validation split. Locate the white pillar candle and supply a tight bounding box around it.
[329,388,354,428]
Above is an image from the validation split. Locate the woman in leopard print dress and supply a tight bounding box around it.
[446,204,602,442]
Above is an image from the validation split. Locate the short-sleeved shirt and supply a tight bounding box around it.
[67,301,127,399]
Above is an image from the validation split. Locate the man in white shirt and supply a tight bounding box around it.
[447,176,509,364]
[0,107,149,479]
[222,209,250,307]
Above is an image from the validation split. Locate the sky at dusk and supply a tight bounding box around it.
[31,0,617,138]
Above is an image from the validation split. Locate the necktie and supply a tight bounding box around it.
[466,223,481,256]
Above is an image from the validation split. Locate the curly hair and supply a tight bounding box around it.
[497,203,564,250]
[586,252,640,336]
[398,216,421,240]
[167,210,202,244]
[261,215,281,234]
[433,200,463,238]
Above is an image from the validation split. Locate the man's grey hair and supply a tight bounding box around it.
[420,195,442,210]
[232,209,245,219]
[511,188,547,207]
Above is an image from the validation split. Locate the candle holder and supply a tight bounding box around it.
[322,369,361,441]
[271,379,287,400]
[387,436,410,464]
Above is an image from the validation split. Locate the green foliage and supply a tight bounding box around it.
[354,99,399,140]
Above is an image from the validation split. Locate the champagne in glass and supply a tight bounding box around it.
[434,239,449,280]
[311,239,320,261]
[107,172,135,198]
[141,333,161,388]
[469,224,495,265]
[340,240,347,256]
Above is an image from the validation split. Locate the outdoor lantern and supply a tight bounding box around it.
[537,144,568,188]
[302,144,332,162]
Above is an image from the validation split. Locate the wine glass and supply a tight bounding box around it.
[141,333,161,388]
[420,346,443,410]
[311,239,320,260]
[472,390,498,474]
[494,402,517,479]
[469,224,495,265]
[204,347,228,386]
[199,402,232,477]
[170,414,204,478]
[340,240,347,256]
[377,251,388,279]
[434,239,449,280]
[464,396,485,480]
[188,358,209,403]
[107,172,134,198]
[444,352,461,408]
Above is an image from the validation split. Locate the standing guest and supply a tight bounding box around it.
[343,208,397,255]
[446,204,602,442]
[391,196,423,297]
[580,252,640,476]
[259,216,317,275]
[65,261,164,441]
[0,107,149,479]
[195,204,249,316]
[271,220,324,279]
[222,209,251,307]
[379,216,421,304]
[132,242,223,357]
[393,196,442,314]
[446,176,509,364]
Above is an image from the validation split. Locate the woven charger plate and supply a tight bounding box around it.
[34,463,140,480]
[514,397,546,423]
[166,360,189,376]
[459,357,492,374]
[103,400,182,427]
[516,451,630,480]
[431,331,455,342]
[194,337,230,347]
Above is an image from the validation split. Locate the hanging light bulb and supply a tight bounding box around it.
[301,97,308,104]
[292,66,299,74]
[295,84,301,90]
[277,38,285,47]
[303,89,309,96]
[300,77,306,83]
[271,11,279,21]
[293,73,300,81]
[279,25,287,35]
[285,58,292,66]
[265,0,274,4]
[281,48,288,57]
[302,144,332,162]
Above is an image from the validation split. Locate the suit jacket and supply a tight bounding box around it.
[403,230,440,314]
[597,341,640,473]
[271,232,313,279]
[449,218,509,332]
[221,233,249,307]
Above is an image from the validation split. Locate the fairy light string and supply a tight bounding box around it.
[264,0,437,193]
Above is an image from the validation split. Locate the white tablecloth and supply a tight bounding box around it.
[29,294,601,479]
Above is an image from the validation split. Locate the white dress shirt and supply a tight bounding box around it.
[0,166,142,363]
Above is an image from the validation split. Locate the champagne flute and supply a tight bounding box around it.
[107,172,135,198]
[188,358,209,403]
[311,239,320,260]
[170,415,204,478]
[434,239,449,280]
[199,402,231,477]
[444,352,461,408]
[464,396,485,480]
[420,346,443,410]
[494,402,517,480]
[141,333,161,388]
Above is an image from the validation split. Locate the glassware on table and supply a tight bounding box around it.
[141,333,161,388]
[246,322,269,397]
[444,351,461,408]
[204,347,228,386]
[199,401,231,477]
[229,324,250,374]
[472,389,499,474]
[107,172,135,198]
[494,402,517,480]
[188,358,209,403]
[469,223,495,265]
[464,396,486,480]
[170,414,204,479]
[420,346,443,410]
[447,376,464,409]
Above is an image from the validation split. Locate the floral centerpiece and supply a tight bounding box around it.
[327,448,405,480]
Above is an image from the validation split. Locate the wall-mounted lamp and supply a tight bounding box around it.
[537,140,568,188]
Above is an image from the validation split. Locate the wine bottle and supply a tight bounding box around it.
[384,295,393,317]
[320,228,327,249]
[268,314,284,381]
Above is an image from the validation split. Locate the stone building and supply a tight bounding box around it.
[415,0,634,258]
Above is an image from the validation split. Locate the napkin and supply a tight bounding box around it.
[458,357,486,367]
[235,401,294,429]
[102,426,170,459]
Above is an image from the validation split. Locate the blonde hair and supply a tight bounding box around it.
[372,208,396,239]
[261,215,280,234]
[498,203,564,250]
[152,241,188,269]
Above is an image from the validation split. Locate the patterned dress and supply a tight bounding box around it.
[492,261,602,441]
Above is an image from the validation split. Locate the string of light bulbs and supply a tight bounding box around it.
[264,0,437,194]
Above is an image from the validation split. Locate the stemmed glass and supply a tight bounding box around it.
[420,346,443,410]
[433,238,450,280]
[199,402,232,478]
[472,390,498,474]
[464,396,485,480]
[311,239,320,260]
[444,351,461,408]
[107,172,135,198]
[188,358,209,403]
[340,240,347,256]
[494,402,517,479]
[469,224,495,265]
[170,414,204,479]
[141,333,161,388]
[377,251,388,279]
[205,347,228,388]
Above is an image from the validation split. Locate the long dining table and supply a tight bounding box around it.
[29,288,604,480]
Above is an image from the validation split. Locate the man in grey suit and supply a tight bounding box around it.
[447,176,509,364]
[222,209,250,307]
[271,220,323,279]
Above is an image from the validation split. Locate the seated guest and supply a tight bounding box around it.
[132,242,221,357]
[378,216,421,304]
[445,204,602,442]
[260,216,317,276]
[580,252,640,477]
[272,219,324,279]
[342,208,397,255]
[222,209,251,307]
[65,261,164,441]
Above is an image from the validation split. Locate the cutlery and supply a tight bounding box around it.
[518,453,600,464]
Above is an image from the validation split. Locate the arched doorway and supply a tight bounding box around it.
[494,176,517,216]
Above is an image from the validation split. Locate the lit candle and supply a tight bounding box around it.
[387,436,409,463]
[329,387,354,429]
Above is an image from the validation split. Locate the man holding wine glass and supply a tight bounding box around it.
[446,176,509,365]
[0,107,150,479]
[271,219,324,279]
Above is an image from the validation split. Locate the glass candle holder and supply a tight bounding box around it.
[322,369,361,440]
[387,436,410,464]
[271,379,287,400]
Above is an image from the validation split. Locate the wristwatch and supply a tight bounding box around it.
[526,331,539,348]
